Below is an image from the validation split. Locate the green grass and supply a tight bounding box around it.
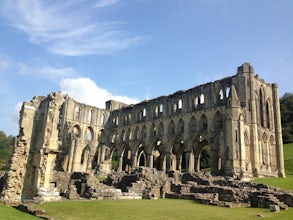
[253,143,293,190]
[253,175,293,190]
[0,205,39,220]
[33,199,293,220]
[2,143,293,219]
[284,143,293,175]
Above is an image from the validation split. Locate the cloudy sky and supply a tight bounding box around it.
[0,0,293,135]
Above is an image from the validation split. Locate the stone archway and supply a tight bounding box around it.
[80,145,91,172]
[122,145,132,172]
[137,145,146,167]
[169,137,185,172]
[152,139,164,171]
[111,148,119,171]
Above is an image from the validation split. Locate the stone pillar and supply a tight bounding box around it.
[272,84,285,177]
[165,153,171,171]
[147,154,153,168]
[249,72,260,176]
[118,156,123,172]
[132,153,138,169]
[185,151,192,173]
[195,155,200,172]
[239,114,246,173]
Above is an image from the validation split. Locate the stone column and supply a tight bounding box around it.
[165,153,171,171]
[147,154,153,168]
[272,84,285,177]
[249,72,260,176]
[118,156,123,172]
[185,151,192,172]
[132,153,138,169]
[239,114,246,173]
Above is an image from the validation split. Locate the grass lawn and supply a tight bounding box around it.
[253,143,293,190]
[0,205,39,220]
[35,199,293,220]
[284,143,293,175]
[1,143,293,220]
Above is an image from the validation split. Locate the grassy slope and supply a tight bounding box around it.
[36,199,293,220]
[0,205,39,220]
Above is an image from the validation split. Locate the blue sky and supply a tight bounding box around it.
[0,0,293,136]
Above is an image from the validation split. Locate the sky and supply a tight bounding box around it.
[0,0,293,136]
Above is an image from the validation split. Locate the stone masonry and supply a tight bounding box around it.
[0,63,286,202]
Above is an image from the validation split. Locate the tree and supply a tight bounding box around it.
[0,130,13,170]
[280,93,293,143]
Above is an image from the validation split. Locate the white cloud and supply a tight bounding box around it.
[0,0,141,56]
[60,77,139,109]
[13,102,23,123]
[95,0,120,8]
[18,63,77,81]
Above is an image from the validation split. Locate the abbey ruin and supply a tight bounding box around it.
[0,63,287,204]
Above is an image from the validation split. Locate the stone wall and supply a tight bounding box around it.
[0,63,285,202]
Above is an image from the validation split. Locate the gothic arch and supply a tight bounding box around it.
[199,114,208,132]
[168,120,175,136]
[122,144,132,172]
[72,125,81,138]
[158,122,164,137]
[177,118,184,135]
[189,116,197,135]
[85,127,94,141]
[80,145,91,172]
[214,111,223,130]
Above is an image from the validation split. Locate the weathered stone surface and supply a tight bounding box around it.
[0,63,287,204]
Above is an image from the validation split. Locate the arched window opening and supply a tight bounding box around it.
[219,89,224,100]
[122,147,132,172]
[214,111,223,130]
[260,89,264,127]
[200,114,208,131]
[200,94,205,104]
[128,113,132,122]
[159,104,163,113]
[155,106,159,117]
[244,131,250,161]
[189,116,197,134]
[178,119,184,135]
[121,130,126,142]
[178,99,183,109]
[199,145,211,171]
[173,102,177,112]
[151,124,156,137]
[111,149,119,171]
[143,108,146,117]
[73,125,81,138]
[266,101,271,129]
[74,106,80,120]
[141,126,147,139]
[101,113,105,125]
[85,127,93,141]
[168,120,175,136]
[194,97,199,108]
[134,127,140,140]
[88,109,93,124]
[226,87,230,98]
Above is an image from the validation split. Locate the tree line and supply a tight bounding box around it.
[280,93,293,143]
